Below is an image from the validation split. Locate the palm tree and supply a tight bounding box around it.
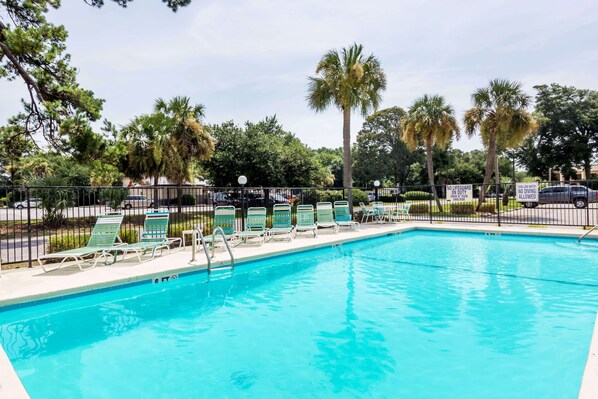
[402,95,459,212]
[464,79,537,210]
[155,97,215,212]
[307,43,386,207]
[122,113,168,187]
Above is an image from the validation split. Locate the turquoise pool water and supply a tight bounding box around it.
[1,230,597,398]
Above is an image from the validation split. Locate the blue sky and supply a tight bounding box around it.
[1,0,597,151]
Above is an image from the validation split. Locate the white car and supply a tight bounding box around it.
[13,198,42,209]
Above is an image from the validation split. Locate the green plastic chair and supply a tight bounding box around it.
[38,213,124,272]
[359,202,379,223]
[237,207,267,245]
[268,204,295,241]
[334,201,359,230]
[295,204,317,237]
[316,202,339,233]
[110,211,172,263]
[205,206,238,248]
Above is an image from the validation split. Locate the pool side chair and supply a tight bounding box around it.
[109,211,172,263]
[316,202,339,234]
[268,204,296,241]
[334,201,359,230]
[359,202,379,223]
[204,206,238,248]
[390,203,412,222]
[372,201,387,222]
[237,207,268,246]
[38,213,124,272]
[295,205,318,237]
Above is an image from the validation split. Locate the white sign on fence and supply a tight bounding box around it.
[516,182,539,202]
[446,184,473,202]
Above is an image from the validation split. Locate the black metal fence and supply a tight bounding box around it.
[0,181,596,266]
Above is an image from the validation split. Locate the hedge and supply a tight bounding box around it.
[180,194,196,206]
[48,229,138,254]
[404,191,433,201]
[479,203,496,214]
[409,203,429,214]
[450,203,475,215]
[379,194,405,203]
[302,189,369,206]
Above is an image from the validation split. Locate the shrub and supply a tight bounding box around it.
[49,233,90,253]
[379,194,405,203]
[302,189,343,206]
[450,203,475,215]
[350,189,369,206]
[119,229,138,244]
[409,203,429,214]
[479,203,496,214]
[0,197,6,207]
[404,191,433,201]
[180,194,196,206]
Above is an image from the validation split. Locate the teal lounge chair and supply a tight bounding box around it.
[204,206,238,248]
[38,213,124,272]
[390,203,412,222]
[109,211,172,263]
[316,202,339,234]
[359,202,379,223]
[237,207,268,245]
[268,204,295,241]
[334,201,359,230]
[372,201,388,222]
[295,204,317,237]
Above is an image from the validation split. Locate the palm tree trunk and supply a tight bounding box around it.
[426,140,443,213]
[342,107,353,210]
[477,132,496,211]
[153,173,160,210]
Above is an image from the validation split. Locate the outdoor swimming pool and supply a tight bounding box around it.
[1,230,597,398]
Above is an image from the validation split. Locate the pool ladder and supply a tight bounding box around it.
[578,225,598,243]
[191,226,234,273]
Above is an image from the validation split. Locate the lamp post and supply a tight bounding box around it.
[238,175,247,230]
[374,180,380,201]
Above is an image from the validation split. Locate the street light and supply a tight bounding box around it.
[238,175,247,230]
[374,180,380,201]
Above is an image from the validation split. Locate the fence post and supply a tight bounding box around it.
[429,185,433,224]
[26,187,32,268]
[586,181,590,228]
[496,184,501,227]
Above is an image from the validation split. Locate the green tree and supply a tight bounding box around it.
[353,107,415,187]
[464,79,537,209]
[313,147,343,187]
[0,1,190,141]
[402,95,460,212]
[155,96,215,212]
[0,124,34,184]
[121,113,168,187]
[518,84,597,179]
[307,43,387,206]
[205,117,328,187]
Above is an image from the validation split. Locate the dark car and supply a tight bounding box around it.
[521,185,598,209]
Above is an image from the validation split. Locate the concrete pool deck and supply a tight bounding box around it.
[0,221,597,398]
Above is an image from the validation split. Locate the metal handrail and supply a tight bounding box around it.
[191,226,211,272]
[579,225,598,243]
[211,226,235,273]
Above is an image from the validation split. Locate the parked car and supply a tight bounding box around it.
[13,198,42,209]
[521,185,598,209]
[366,191,376,202]
[120,195,154,209]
